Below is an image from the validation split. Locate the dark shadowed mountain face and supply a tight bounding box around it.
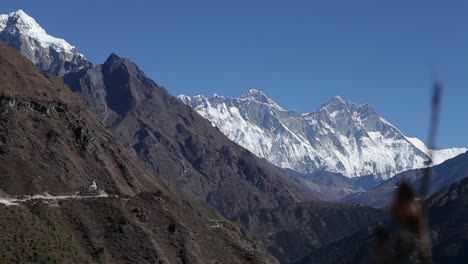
[297,176,468,264]
[426,176,468,263]
[343,151,468,208]
[282,168,384,201]
[232,201,387,263]
[0,42,277,263]
[64,53,316,218]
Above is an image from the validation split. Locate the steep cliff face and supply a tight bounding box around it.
[0,42,277,264]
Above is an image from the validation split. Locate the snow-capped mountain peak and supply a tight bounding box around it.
[321,96,373,114]
[328,95,347,105]
[0,9,92,76]
[317,95,350,115]
[1,9,74,53]
[238,89,285,110]
[1,9,39,29]
[179,90,467,180]
[0,9,44,33]
[240,89,269,100]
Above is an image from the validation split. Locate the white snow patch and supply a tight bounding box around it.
[406,136,467,165]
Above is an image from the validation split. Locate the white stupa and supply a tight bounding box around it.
[88,180,98,192]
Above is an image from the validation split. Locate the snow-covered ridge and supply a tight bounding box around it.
[178,91,467,180]
[405,137,467,165]
[0,9,92,76]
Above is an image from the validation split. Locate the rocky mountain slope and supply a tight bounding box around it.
[344,151,468,208]
[0,42,276,263]
[0,43,155,196]
[283,168,383,201]
[426,175,468,263]
[179,91,466,180]
[60,50,389,264]
[0,10,439,263]
[232,201,387,263]
[63,54,315,218]
[0,9,316,218]
[0,10,91,76]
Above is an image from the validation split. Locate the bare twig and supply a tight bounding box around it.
[375,82,442,263]
[420,81,442,197]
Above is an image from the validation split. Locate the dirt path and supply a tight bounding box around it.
[0,191,109,206]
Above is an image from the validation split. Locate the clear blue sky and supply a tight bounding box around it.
[3,0,468,148]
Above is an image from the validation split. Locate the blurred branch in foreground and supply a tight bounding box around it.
[373,81,442,264]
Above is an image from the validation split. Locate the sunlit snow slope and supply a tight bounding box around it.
[0,9,91,76]
[179,90,466,180]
